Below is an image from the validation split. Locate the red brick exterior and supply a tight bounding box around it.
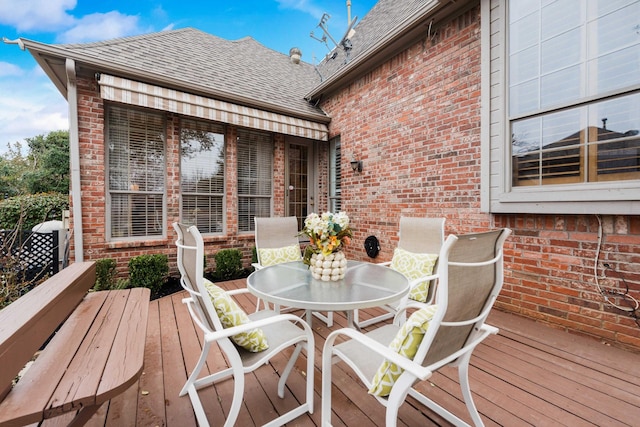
[71,77,288,278]
[69,6,640,351]
[320,8,640,352]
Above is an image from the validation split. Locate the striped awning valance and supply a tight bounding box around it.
[98,74,328,141]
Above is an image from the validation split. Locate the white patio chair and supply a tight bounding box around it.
[322,228,511,427]
[253,216,334,326]
[354,217,445,328]
[173,222,315,427]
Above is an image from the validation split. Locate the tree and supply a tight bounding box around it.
[22,130,70,194]
[0,142,29,197]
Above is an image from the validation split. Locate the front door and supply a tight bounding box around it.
[286,139,315,230]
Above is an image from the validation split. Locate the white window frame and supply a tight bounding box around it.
[484,0,640,215]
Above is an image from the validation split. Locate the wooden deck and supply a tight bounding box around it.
[83,278,640,426]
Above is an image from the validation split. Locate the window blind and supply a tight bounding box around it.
[237,129,273,232]
[180,119,225,233]
[107,106,165,239]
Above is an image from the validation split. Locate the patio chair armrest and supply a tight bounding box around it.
[204,313,313,343]
[377,261,391,266]
[393,300,433,322]
[407,273,438,289]
[251,262,263,270]
[182,296,215,334]
[324,328,432,380]
[225,287,265,308]
[423,324,498,371]
[226,287,251,296]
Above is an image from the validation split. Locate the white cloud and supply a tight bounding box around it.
[0,61,23,77]
[0,68,68,154]
[0,3,148,155]
[275,0,324,19]
[57,11,141,43]
[0,0,76,32]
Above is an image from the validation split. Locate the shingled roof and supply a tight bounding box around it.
[314,0,429,80]
[19,0,472,122]
[22,27,325,120]
[308,0,474,100]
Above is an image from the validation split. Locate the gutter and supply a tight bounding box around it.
[65,58,84,262]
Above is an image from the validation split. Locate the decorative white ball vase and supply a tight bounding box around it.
[309,251,347,281]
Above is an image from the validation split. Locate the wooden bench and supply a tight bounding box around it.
[0,262,150,426]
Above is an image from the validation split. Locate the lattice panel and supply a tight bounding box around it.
[0,230,59,283]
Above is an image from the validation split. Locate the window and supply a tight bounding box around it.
[107,105,165,239]
[180,119,225,233]
[329,136,342,212]
[237,129,273,232]
[509,1,640,187]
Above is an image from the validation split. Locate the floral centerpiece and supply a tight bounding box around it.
[299,212,352,281]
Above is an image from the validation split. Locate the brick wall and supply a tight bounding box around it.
[71,77,286,278]
[495,214,640,350]
[323,9,489,260]
[67,5,640,351]
[320,7,640,351]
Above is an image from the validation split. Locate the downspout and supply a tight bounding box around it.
[65,58,84,262]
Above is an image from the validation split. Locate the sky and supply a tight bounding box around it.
[0,0,377,155]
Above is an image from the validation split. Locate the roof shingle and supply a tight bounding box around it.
[57,27,325,118]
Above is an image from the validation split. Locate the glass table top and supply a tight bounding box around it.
[247,261,409,312]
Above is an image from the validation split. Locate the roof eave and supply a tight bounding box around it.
[21,38,331,124]
[305,0,476,101]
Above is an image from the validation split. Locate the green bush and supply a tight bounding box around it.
[0,193,68,230]
[94,258,118,291]
[128,254,169,294]
[214,249,244,281]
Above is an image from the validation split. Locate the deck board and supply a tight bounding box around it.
[85,278,640,426]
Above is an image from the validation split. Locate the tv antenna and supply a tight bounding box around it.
[310,12,358,62]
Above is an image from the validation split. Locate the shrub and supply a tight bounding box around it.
[0,192,68,230]
[94,258,118,291]
[251,246,258,265]
[128,254,169,294]
[214,249,244,281]
[114,278,130,290]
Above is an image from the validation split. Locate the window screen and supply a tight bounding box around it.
[107,105,165,239]
[237,129,273,232]
[180,119,225,233]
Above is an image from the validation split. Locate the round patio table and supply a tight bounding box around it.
[247,260,409,328]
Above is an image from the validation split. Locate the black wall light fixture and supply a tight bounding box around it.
[350,155,362,173]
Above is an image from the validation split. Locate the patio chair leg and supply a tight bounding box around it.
[224,362,246,427]
[458,352,484,427]
[180,340,211,396]
[321,345,334,426]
